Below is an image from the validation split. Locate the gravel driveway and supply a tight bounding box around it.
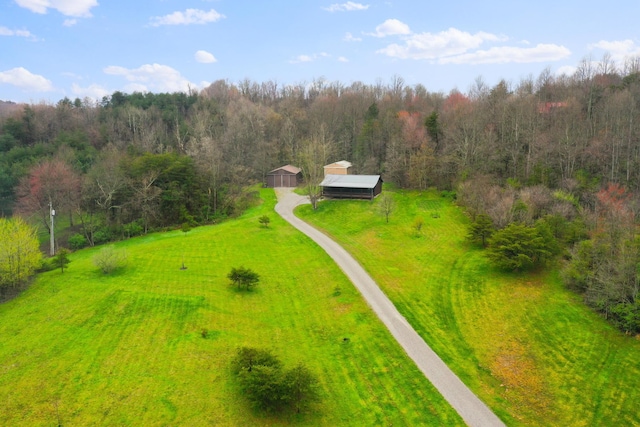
[274,188,505,427]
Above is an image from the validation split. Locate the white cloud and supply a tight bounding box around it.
[338,56,349,62]
[71,82,109,99]
[0,67,53,91]
[344,32,362,42]
[291,55,313,63]
[556,65,577,77]
[104,63,197,93]
[367,19,411,37]
[0,26,37,40]
[195,50,217,63]
[323,2,369,12]
[15,0,98,17]
[439,44,571,64]
[377,28,504,59]
[289,52,330,64]
[63,19,77,27]
[590,39,640,61]
[149,9,225,27]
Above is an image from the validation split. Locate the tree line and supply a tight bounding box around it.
[1,53,639,330]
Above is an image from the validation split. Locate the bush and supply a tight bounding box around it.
[259,215,271,228]
[92,228,112,245]
[610,303,640,334]
[68,233,87,250]
[227,266,260,291]
[123,221,143,238]
[486,223,551,271]
[232,347,320,413]
[93,245,127,274]
[36,258,56,273]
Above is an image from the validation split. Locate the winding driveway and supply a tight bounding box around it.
[274,188,505,427]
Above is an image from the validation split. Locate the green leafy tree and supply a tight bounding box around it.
[53,248,71,273]
[227,266,260,290]
[486,223,550,271]
[232,347,320,413]
[238,364,288,412]
[181,222,192,235]
[424,110,441,148]
[467,214,494,247]
[0,217,42,292]
[232,347,281,373]
[258,215,270,228]
[283,363,321,413]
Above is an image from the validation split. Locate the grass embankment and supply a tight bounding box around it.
[0,189,463,426]
[297,189,640,426]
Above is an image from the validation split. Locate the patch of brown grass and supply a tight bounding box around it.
[491,338,551,419]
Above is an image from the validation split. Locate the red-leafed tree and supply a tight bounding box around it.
[596,183,635,238]
[15,159,81,231]
[442,90,471,113]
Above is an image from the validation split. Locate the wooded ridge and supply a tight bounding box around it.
[2,59,640,331]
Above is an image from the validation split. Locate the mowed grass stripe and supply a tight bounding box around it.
[297,188,640,426]
[0,188,463,426]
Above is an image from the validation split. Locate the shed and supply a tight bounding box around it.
[320,174,383,200]
[266,165,303,188]
[323,160,352,176]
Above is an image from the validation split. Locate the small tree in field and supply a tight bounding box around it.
[412,217,424,236]
[93,246,127,274]
[259,215,271,228]
[228,266,260,290]
[181,222,192,235]
[283,363,321,413]
[232,347,321,413]
[378,193,395,223]
[53,248,71,273]
[468,214,494,247]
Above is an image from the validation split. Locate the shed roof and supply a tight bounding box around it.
[320,174,381,189]
[324,160,352,169]
[268,164,301,174]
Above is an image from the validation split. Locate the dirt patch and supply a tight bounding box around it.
[491,338,551,417]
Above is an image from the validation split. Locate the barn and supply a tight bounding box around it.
[323,160,352,176]
[320,174,383,200]
[266,165,303,188]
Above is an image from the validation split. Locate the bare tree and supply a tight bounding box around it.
[378,193,395,223]
[298,125,333,209]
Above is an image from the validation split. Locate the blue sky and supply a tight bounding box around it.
[1,0,639,104]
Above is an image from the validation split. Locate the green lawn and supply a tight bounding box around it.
[0,189,463,426]
[297,188,640,427]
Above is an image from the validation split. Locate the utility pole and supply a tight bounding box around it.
[49,200,55,256]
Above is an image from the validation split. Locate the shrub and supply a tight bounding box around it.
[68,233,87,250]
[123,221,143,238]
[227,266,260,291]
[93,245,127,274]
[232,347,320,413]
[259,215,271,228]
[486,223,551,271]
[92,228,112,245]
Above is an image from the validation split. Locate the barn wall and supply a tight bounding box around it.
[266,171,301,187]
[323,166,351,175]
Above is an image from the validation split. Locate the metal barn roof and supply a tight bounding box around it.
[319,174,381,189]
[268,164,301,174]
[324,160,352,168]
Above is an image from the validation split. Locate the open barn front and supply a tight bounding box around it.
[320,174,382,200]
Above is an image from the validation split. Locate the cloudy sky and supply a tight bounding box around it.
[1,0,639,103]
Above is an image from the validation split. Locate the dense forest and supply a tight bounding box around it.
[1,54,640,331]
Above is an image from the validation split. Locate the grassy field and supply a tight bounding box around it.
[297,189,640,427]
[0,189,464,426]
